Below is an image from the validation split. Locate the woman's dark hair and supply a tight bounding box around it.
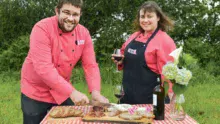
[133,1,174,32]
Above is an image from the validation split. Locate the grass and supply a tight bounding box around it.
[184,83,220,124]
[0,65,219,124]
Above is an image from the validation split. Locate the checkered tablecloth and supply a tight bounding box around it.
[41,104,198,124]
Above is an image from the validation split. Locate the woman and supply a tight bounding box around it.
[112,1,176,104]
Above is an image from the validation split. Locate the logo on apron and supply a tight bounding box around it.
[128,48,137,55]
[75,40,85,45]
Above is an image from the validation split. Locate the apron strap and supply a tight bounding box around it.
[145,27,160,46]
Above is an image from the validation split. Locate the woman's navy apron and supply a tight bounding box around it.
[120,28,160,104]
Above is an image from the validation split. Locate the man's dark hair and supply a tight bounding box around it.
[56,0,83,12]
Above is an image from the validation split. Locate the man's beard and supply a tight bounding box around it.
[58,20,78,33]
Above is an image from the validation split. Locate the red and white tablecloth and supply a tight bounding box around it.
[41,104,198,124]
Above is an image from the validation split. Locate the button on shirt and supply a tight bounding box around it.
[119,30,176,80]
[21,16,101,104]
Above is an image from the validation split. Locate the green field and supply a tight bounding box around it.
[0,67,219,124]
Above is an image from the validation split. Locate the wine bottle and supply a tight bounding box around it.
[153,77,165,120]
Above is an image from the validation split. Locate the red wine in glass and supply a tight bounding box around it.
[114,56,123,61]
[113,49,122,72]
[114,85,124,104]
[115,93,124,99]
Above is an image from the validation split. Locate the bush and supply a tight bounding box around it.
[178,53,220,85]
[205,61,220,76]
[0,0,57,51]
[182,53,198,70]
[185,37,219,66]
[0,35,29,72]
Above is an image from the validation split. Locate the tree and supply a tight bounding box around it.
[0,0,219,70]
[0,0,57,52]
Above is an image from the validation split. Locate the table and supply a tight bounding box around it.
[41,104,198,124]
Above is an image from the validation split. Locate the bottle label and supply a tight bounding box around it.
[153,94,157,106]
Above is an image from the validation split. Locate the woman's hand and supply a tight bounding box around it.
[111,54,124,65]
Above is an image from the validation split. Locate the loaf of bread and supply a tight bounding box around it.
[50,107,83,118]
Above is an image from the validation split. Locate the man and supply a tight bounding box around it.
[20,0,109,123]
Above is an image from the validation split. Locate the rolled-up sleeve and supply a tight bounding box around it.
[30,24,74,101]
[156,40,176,74]
[81,31,101,92]
[156,36,176,92]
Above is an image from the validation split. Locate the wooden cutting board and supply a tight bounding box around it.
[42,116,81,123]
[82,113,153,124]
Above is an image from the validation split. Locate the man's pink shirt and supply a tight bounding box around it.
[21,16,101,104]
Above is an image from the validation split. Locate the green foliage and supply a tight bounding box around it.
[71,64,123,85]
[0,35,29,72]
[0,0,57,51]
[82,0,120,36]
[158,0,220,67]
[179,52,198,70]
[205,61,220,76]
[71,63,86,84]
[0,0,219,72]
[100,64,123,85]
[185,37,219,68]
[163,81,169,95]
[83,0,142,62]
[172,83,188,96]
[94,17,129,62]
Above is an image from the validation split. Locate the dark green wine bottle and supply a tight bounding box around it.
[153,77,165,120]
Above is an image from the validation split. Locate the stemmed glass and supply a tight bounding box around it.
[113,49,122,72]
[114,85,125,104]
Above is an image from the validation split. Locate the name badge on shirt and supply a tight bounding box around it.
[128,48,137,55]
[75,40,85,45]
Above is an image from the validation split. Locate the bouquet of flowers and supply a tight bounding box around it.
[162,46,192,120]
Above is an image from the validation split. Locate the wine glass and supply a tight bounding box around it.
[114,85,125,104]
[113,49,122,72]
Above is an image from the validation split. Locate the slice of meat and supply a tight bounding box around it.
[93,106,104,112]
[87,105,106,118]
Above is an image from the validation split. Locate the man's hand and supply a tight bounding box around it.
[70,90,89,105]
[91,90,109,103]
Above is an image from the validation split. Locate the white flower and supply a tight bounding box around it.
[169,46,183,65]
[175,68,192,85]
[96,34,101,37]
[177,94,185,104]
[162,62,178,79]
